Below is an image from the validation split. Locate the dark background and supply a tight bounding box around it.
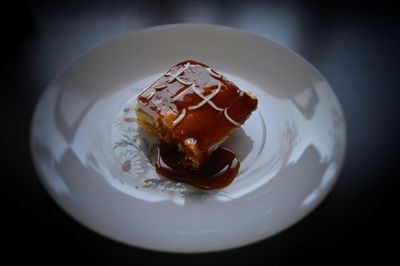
[3,0,399,264]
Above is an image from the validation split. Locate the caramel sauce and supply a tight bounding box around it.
[137,60,257,189]
[156,141,240,190]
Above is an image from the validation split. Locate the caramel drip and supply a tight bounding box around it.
[156,141,240,190]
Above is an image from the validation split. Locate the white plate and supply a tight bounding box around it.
[30,24,346,253]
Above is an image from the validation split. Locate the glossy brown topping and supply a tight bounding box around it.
[137,60,258,164]
[156,141,240,190]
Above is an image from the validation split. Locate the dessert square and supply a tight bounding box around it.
[136,60,258,167]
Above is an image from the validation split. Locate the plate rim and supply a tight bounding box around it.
[30,23,347,253]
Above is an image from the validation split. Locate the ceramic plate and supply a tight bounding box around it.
[31,24,346,252]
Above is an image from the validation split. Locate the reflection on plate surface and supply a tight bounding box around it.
[31,24,346,252]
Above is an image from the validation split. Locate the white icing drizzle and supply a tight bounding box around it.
[175,76,193,85]
[166,62,190,82]
[172,108,187,127]
[224,108,241,127]
[147,89,156,99]
[155,84,167,90]
[189,82,223,112]
[206,67,222,78]
[147,84,167,99]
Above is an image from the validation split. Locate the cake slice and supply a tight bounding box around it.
[136,60,258,167]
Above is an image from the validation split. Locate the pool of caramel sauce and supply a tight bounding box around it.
[156,141,240,190]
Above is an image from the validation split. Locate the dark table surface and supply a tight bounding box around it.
[3,0,399,264]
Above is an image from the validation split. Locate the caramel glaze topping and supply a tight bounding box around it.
[137,60,258,189]
[138,60,258,159]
